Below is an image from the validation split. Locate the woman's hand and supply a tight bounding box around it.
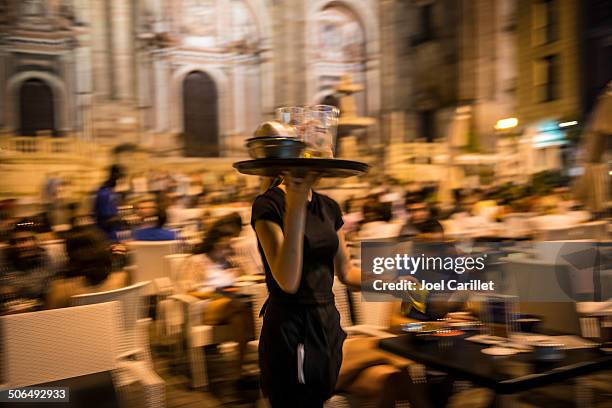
[283,172,318,213]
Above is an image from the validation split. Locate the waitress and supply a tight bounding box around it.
[251,173,360,407]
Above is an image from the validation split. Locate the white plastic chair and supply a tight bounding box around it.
[333,277,395,338]
[71,281,152,362]
[0,302,165,408]
[164,253,190,283]
[128,241,179,295]
[162,294,219,389]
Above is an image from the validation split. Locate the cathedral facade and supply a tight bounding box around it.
[0,0,534,161]
[0,0,384,158]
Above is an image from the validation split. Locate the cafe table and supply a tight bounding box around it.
[379,331,612,407]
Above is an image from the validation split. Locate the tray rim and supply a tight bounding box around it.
[233,158,369,177]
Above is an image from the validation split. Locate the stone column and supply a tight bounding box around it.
[111,0,134,101]
[60,52,75,133]
[260,47,275,115]
[153,56,169,132]
[0,51,6,128]
[217,0,231,46]
[233,63,246,136]
[89,0,110,98]
[136,48,154,132]
[247,62,262,134]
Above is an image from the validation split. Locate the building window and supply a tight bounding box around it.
[420,4,434,40]
[419,110,436,142]
[533,54,559,102]
[412,3,434,45]
[532,0,558,46]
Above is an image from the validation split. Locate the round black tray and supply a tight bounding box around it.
[233,158,369,178]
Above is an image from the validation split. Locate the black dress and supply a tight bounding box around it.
[251,187,347,407]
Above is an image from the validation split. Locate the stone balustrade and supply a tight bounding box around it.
[0,135,102,158]
[384,142,449,182]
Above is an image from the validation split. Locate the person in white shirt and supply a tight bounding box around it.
[180,226,240,290]
[179,223,254,373]
[356,200,402,240]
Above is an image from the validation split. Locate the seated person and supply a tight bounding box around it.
[45,226,127,309]
[1,220,54,304]
[132,196,176,241]
[337,221,459,408]
[338,336,454,408]
[357,200,402,240]
[399,191,434,237]
[211,212,262,276]
[391,220,470,326]
[179,223,254,371]
[180,225,241,290]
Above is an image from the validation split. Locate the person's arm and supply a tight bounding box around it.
[254,174,315,294]
[333,228,361,289]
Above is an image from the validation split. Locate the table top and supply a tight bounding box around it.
[379,333,612,394]
[233,158,369,178]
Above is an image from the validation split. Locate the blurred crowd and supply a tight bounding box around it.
[0,160,599,315]
[1,162,609,407]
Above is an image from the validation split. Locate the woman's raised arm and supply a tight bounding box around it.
[254,174,316,294]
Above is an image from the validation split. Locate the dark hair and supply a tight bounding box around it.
[65,226,112,286]
[156,205,168,228]
[6,219,44,271]
[109,164,125,179]
[363,201,392,223]
[105,164,125,187]
[209,212,243,235]
[196,225,236,255]
[416,219,444,235]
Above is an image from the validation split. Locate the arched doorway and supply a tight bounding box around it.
[19,78,56,136]
[311,5,367,115]
[183,71,219,157]
[321,94,340,110]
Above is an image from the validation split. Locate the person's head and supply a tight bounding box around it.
[363,200,392,223]
[407,202,430,225]
[105,164,125,188]
[414,220,445,242]
[198,225,237,263]
[135,196,170,228]
[7,219,43,270]
[65,226,113,286]
[209,212,243,237]
[135,196,158,222]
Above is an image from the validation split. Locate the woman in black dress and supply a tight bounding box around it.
[251,174,360,407]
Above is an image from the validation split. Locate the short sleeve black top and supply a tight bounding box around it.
[251,186,344,304]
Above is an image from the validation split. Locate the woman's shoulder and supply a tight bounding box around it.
[314,191,342,212]
[253,187,284,206]
[251,187,284,226]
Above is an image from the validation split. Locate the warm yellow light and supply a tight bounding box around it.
[495,118,519,130]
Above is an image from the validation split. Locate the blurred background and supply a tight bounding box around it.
[0,0,609,201]
[0,1,611,407]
